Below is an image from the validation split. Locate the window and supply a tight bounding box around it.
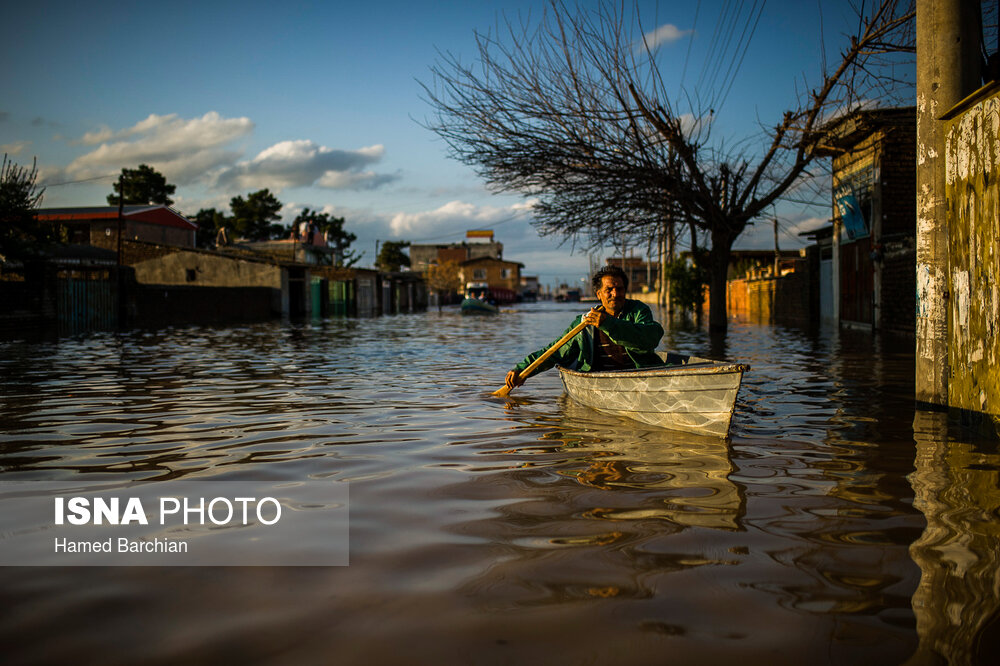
[185,269,197,282]
[473,269,487,280]
[501,268,511,279]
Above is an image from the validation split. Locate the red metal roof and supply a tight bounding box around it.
[37,205,198,231]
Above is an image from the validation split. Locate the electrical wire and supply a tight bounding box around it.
[713,0,766,113]
[678,0,702,91]
[43,173,119,187]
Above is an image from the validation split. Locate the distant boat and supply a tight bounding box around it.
[461,282,499,315]
[558,352,749,438]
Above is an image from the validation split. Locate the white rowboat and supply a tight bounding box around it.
[557,352,750,438]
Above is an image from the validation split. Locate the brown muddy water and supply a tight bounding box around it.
[1,302,998,665]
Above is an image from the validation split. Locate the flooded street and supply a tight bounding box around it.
[1,302,998,665]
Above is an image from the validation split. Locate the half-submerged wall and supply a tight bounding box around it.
[944,85,1000,434]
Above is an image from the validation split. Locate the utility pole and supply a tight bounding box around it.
[915,0,980,409]
[773,218,780,277]
[116,173,125,329]
[646,234,653,293]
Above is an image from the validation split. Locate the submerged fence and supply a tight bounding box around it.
[55,268,117,336]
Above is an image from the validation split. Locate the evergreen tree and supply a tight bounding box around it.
[293,208,360,266]
[107,164,176,206]
[376,240,410,271]
[230,189,283,241]
[1,154,56,260]
[193,208,231,248]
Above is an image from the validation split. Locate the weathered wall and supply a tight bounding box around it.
[130,246,283,289]
[916,0,982,408]
[880,235,916,335]
[726,262,814,328]
[945,91,1000,428]
[880,120,918,335]
[830,122,916,334]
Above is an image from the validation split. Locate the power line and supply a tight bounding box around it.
[44,173,118,187]
[714,0,766,113]
[678,0,702,91]
[696,0,733,91]
[703,0,744,95]
[404,209,533,244]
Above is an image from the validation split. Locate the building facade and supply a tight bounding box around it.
[818,107,917,334]
[37,206,198,249]
[410,230,504,271]
[459,256,523,303]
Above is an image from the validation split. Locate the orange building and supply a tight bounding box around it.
[459,256,523,303]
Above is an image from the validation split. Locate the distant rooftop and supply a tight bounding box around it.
[36,205,197,231]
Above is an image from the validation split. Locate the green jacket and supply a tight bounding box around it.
[513,300,664,375]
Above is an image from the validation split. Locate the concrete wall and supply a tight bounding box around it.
[129,245,283,289]
[726,260,815,328]
[124,242,287,316]
[945,90,1000,430]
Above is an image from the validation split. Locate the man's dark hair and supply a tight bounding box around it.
[592,265,629,292]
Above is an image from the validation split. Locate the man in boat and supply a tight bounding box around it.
[504,265,664,390]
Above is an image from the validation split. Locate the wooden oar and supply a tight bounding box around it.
[492,311,597,397]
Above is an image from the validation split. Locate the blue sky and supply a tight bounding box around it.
[2,1,901,286]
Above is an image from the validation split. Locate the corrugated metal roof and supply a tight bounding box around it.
[37,205,158,218]
[36,205,197,231]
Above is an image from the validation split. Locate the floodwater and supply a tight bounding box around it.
[1,302,998,665]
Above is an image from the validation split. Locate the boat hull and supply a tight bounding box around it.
[460,298,499,314]
[557,354,749,437]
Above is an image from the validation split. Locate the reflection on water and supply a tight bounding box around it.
[908,411,1000,665]
[545,398,742,530]
[0,304,997,664]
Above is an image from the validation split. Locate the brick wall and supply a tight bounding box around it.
[829,112,916,335]
[877,119,916,335]
[880,237,916,335]
[880,122,917,238]
[726,259,815,327]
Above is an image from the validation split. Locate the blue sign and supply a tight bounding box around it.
[836,193,869,240]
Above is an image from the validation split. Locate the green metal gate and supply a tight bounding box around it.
[56,269,117,335]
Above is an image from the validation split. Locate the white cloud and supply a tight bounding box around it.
[62,112,254,184]
[316,170,398,190]
[45,112,399,196]
[637,24,692,51]
[268,198,590,279]
[215,140,399,191]
[1,140,30,156]
[77,126,115,145]
[170,192,235,217]
[735,215,823,250]
[785,216,828,238]
[389,199,536,237]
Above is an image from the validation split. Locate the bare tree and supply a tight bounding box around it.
[425,259,463,311]
[422,0,915,332]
